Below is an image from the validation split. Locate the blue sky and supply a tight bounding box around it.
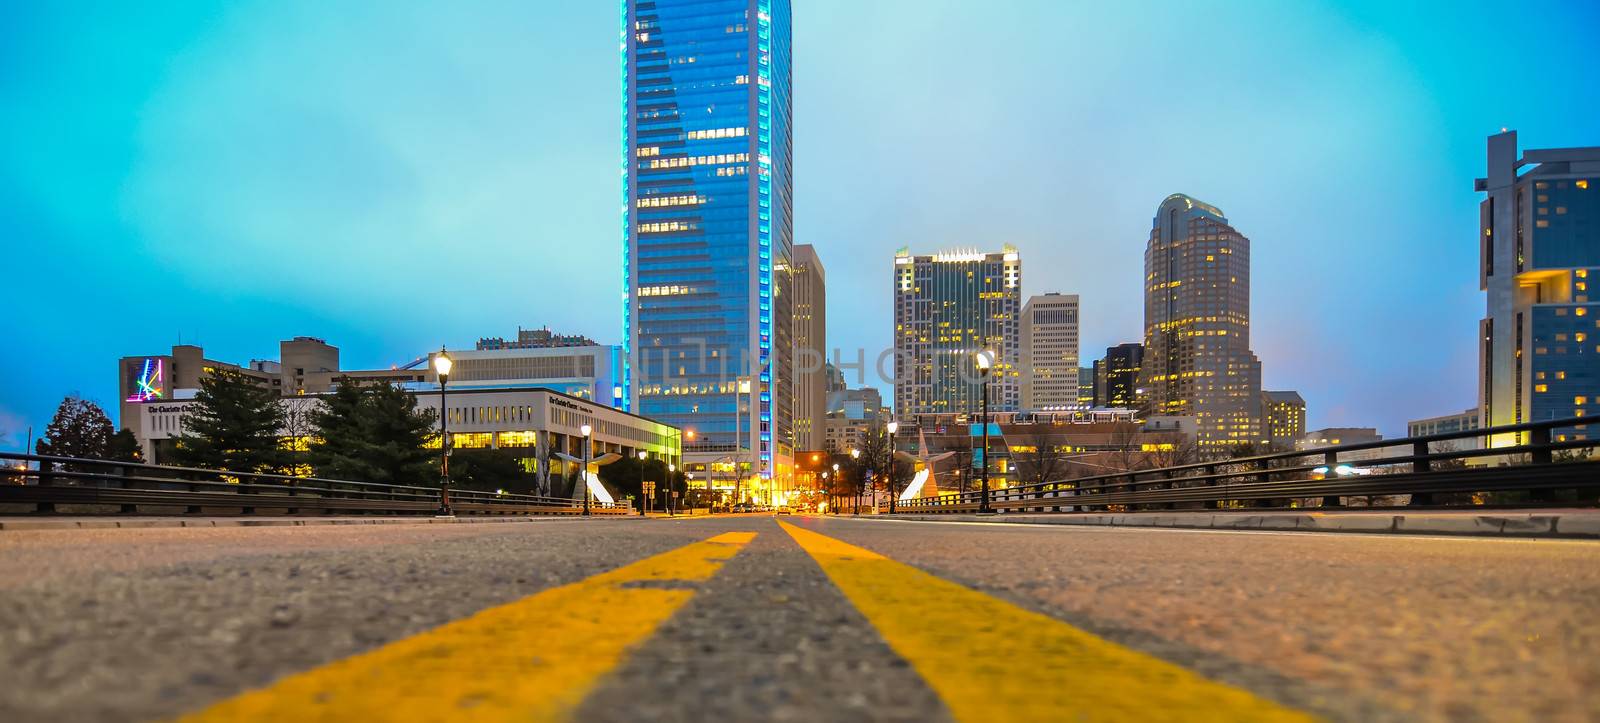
[2,0,1597,447]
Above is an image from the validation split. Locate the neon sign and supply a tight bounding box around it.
[127,358,164,402]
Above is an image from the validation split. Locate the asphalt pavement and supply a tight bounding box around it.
[0,515,1594,722]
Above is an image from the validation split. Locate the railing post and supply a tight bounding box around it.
[119,465,136,514]
[187,478,201,515]
[1321,451,1341,508]
[34,462,58,514]
[1203,464,1219,510]
[1530,425,1554,502]
[1530,426,1554,465]
[1410,440,1434,506]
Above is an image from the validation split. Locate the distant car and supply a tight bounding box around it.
[775,506,792,515]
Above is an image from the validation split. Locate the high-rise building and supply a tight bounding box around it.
[1076,367,1095,407]
[476,327,597,350]
[893,246,1022,417]
[792,244,826,451]
[1020,293,1079,409]
[623,0,794,482]
[1141,194,1264,448]
[1094,343,1144,408]
[1476,131,1599,445]
[1261,390,1306,450]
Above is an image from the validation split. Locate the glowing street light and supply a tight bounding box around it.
[580,424,593,516]
[975,350,994,514]
[433,348,454,516]
[886,420,900,514]
[668,462,677,517]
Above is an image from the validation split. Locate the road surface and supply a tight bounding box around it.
[0,515,1595,721]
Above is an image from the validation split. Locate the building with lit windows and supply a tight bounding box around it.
[823,387,890,453]
[897,412,1191,493]
[1476,131,1600,445]
[133,387,680,495]
[1408,408,1481,439]
[423,346,623,405]
[476,327,597,350]
[893,246,1022,417]
[1140,194,1264,448]
[118,338,426,447]
[623,0,794,491]
[119,339,629,460]
[1261,390,1306,450]
[1296,427,1381,451]
[1020,293,1079,409]
[792,244,827,452]
[1093,343,1144,408]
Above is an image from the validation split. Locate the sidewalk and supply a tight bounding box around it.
[878,508,1600,539]
[0,515,611,532]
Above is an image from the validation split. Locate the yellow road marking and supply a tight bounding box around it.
[180,531,756,722]
[778,521,1315,722]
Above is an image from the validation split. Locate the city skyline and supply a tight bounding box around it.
[4,1,1600,447]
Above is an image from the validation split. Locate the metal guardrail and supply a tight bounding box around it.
[0,452,631,517]
[892,417,1600,514]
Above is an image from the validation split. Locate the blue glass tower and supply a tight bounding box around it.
[623,0,794,484]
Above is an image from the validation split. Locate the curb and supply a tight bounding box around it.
[0,515,632,532]
[873,511,1600,540]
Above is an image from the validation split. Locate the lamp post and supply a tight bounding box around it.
[850,448,861,514]
[433,348,454,516]
[830,463,839,514]
[976,350,994,514]
[668,463,676,516]
[886,420,900,514]
[637,450,648,516]
[581,424,593,516]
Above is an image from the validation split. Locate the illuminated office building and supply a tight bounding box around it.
[623,0,794,483]
[893,246,1022,417]
[1477,131,1600,445]
[1140,194,1263,448]
[1261,390,1306,450]
[1020,293,1079,409]
[1093,342,1144,408]
[791,244,827,451]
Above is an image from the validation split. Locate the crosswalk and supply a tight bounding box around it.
[179,522,1314,722]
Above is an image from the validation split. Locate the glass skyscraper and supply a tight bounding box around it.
[893,247,1023,417]
[622,0,794,484]
[1141,194,1263,449]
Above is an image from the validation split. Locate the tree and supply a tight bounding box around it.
[307,381,438,486]
[1013,430,1066,487]
[107,428,144,463]
[171,368,286,474]
[280,396,317,476]
[35,396,114,462]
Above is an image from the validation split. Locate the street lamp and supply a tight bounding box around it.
[433,348,454,516]
[850,448,861,514]
[975,350,994,514]
[638,450,648,516]
[668,463,677,516]
[886,420,900,514]
[581,424,593,516]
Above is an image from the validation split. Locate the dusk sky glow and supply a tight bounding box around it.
[3,0,1598,446]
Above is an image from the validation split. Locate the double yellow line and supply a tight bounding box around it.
[180,532,756,722]
[181,524,1314,722]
